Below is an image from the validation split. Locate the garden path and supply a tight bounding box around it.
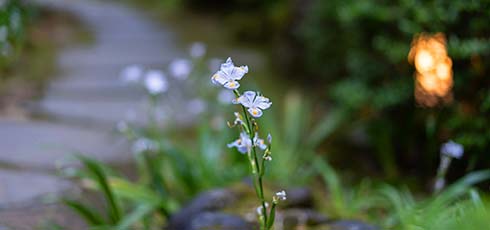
[0,0,184,228]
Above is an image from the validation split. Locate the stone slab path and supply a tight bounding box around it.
[0,0,185,228]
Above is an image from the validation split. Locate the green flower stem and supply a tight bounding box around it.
[148,95,159,137]
[266,202,277,229]
[234,89,269,229]
[434,155,452,193]
[142,151,169,217]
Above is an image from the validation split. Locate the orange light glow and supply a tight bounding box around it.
[408,33,453,107]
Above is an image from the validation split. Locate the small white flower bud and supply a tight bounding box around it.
[276,190,287,201]
[256,202,269,215]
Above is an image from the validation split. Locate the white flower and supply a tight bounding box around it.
[169,59,192,80]
[440,140,464,159]
[187,99,207,115]
[264,155,272,161]
[232,112,244,126]
[121,65,143,83]
[253,132,267,150]
[0,26,8,42]
[132,138,157,153]
[144,70,168,95]
[189,42,206,58]
[217,89,235,104]
[233,91,272,118]
[227,132,252,154]
[211,57,248,89]
[274,190,286,201]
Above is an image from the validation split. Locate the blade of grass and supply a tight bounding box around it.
[77,155,123,224]
[314,156,346,217]
[116,204,156,230]
[64,199,106,226]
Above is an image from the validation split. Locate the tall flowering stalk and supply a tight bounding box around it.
[212,58,286,229]
[434,140,464,193]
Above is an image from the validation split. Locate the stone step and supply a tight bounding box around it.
[0,169,72,207]
[0,203,86,230]
[35,98,148,125]
[59,49,180,67]
[45,83,147,100]
[0,119,132,170]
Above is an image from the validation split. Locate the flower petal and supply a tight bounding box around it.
[237,145,249,154]
[230,65,248,80]
[227,140,240,148]
[253,133,267,150]
[248,107,263,118]
[224,80,240,89]
[211,71,229,85]
[220,57,235,76]
[254,95,272,110]
[237,91,256,107]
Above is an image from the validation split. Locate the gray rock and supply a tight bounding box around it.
[328,220,378,230]
[279,208,329,228]
[190,212,254,230]
[167,189,238,230]
[284,187,313,208]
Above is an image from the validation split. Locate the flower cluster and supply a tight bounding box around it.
[120,42,207,95]
[212,57,283,229]
[121,65,168,95]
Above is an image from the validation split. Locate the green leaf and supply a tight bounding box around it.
[77,155,123,224]
[314,157,346,216]
[266,203,277,229]
[438,170,490,203]
[110,177,179,214]
[64,199,105,226]
[110,178,160,205]
[308,108,348,147]
[116,205,156,230]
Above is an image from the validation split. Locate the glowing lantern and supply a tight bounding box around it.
[408,33,453,107]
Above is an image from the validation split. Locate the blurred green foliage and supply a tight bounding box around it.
[298,0,490,180]
[316,156,490,229]
[0,0,30,71]
[151,0,490,182]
